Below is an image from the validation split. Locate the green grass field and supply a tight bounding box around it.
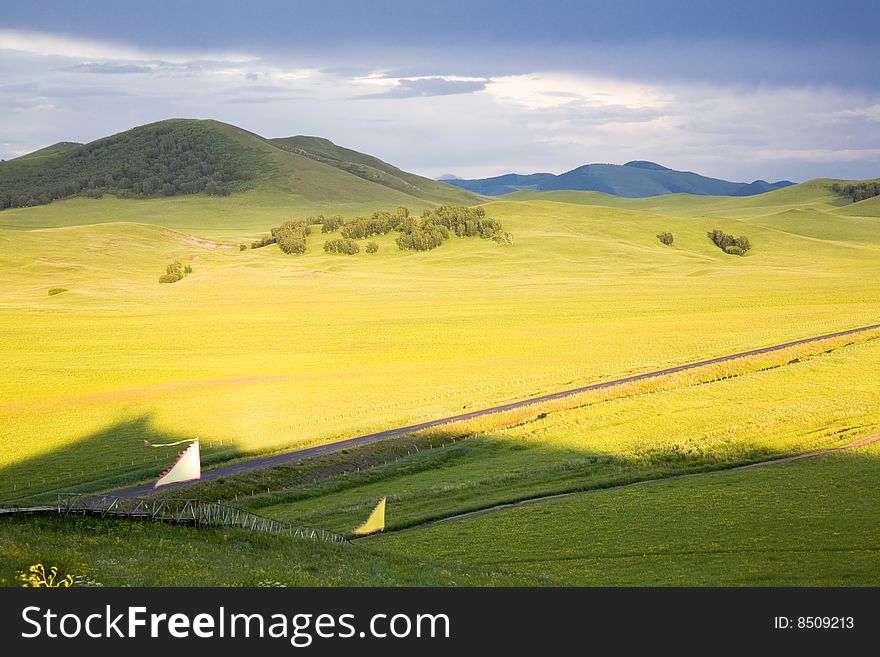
[0,514,536,586]
[1,177,879,586]
[1,183,879,504]
[238,330,880,532]
[373,439,880,586]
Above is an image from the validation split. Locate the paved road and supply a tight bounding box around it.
[354,432,880,541]
[106,322,880,500]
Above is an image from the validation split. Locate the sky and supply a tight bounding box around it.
[1,0,878,182]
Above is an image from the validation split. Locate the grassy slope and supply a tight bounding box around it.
[374,440,880,586]
[246,333,880,533]
[502,178,879,217]
[0,181,878,585]
[0,514,535,586]
[272,135,482,206]
[0,190,879,504]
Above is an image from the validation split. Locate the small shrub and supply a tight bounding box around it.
[239,243,247,251]
[159,260,192,284]
[251,235,276,249]
[708,229,750,255]
[657,231,674,245]
[48,287,68,296]
[493,232,514,245]
[366,241,379,253]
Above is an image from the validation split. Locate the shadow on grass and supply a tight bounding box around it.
[154,423,835,535]
[0,415,245,506]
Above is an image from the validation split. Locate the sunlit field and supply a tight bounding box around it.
[247,331,880,533]
[1,182,879,504]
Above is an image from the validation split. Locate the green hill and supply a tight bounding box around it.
[272,135,481,206]
[0,119,480,216]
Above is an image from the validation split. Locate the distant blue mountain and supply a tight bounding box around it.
[444,161,794,198]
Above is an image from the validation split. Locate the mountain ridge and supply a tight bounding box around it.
[446,160,794,198]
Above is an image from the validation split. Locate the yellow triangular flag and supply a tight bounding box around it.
[154,438,201,488]
[353,497,386,535]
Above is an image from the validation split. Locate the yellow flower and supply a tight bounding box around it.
[17,564,73,588]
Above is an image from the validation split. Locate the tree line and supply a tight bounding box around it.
[831,182,880,203]
[248,204,511,256]
[0,122,260,210]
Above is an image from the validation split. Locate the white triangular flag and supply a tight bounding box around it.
[154,438,201,488]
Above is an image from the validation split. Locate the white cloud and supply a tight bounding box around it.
[0,29,254,64]
[826,104,880,123]
[484,73,670,110]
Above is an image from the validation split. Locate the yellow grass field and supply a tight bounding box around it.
[1,183,878,504]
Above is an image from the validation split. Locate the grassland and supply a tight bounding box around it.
[1,181,879,507]
[0,513,536,586]
[0,176,878,586]
[372,439,880,586]
[241,330,880,534]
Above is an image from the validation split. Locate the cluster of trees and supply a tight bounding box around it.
[250,220,312,254]
[341,207,410,238]
[394,205,512,251]
[708,229,751,256]
[319,215,345,233]
[272,220,311,255]
[248,204,510,257]
[657,231,674,245]
[421,205,505,240]
[304,214,345,232]
[159,261,193,284]
[0,122,260,210]
[396,223,449,251]
[323,238,360,254]
[831,182,880,203]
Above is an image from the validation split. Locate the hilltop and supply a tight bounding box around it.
[446,160,794,198]
[0,119,480,212]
